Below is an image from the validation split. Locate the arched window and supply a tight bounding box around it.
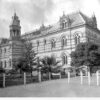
[4,61,6,68]
[0,49,2,54]
[62,54,67,65]
[4,48,6,53]
[74,36,80,45]
[0,61,3,68]
[9,59,11,67]
[51,39,56,49]
[61,36,67,47]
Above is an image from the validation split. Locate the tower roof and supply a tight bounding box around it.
[10,13,20,26]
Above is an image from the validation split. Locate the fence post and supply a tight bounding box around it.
[38,67,41,82]
[59,72,61,79]
[88,71,91,85]
[96,71,99,86]
[80,71,83,85]
[68,71,70,84]
[3,73,5,88]
[24,72,26,85]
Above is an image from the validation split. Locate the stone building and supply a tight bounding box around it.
[0,11,100,69]
[0,13,24,69]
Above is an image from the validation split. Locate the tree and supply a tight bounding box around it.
[0,67,5,73]
[71,42,100,74]
[0,63,5,74]
[41,56,61,79]
[15,40,37,75]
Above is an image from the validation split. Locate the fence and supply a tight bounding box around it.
[1,69,99,88]
[0,70,69,88]
[67,70,100,86]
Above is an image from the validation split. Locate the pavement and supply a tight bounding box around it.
[0,76,100,97]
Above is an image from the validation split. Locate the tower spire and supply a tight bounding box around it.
[92,12,97,28]
[63,11,65,16]
[9,13,21,40]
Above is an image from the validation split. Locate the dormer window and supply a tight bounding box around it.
[62,20,67,29]
[60,14,71,29]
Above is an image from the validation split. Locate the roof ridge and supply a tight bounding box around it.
[79,12,91,21]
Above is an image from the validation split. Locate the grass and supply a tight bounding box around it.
[0,76,100,97]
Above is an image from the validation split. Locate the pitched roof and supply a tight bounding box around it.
[22,11,95,39]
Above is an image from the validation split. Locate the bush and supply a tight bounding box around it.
[0,67,5,73]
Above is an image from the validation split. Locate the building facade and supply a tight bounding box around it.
[0,13,24,69]
[0,11,100,69]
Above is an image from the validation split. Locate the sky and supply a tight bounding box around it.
[0,0,100,38]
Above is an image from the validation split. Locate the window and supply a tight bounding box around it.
[74,36,80,45]
[44,39,46,45]
[4,61,6,68]
[9,59,11,67]
[61,20,68,29]
[51,39,56,49]
[4,48,6,53]
[61,36,67,47]
[0,61,3,68]
[0,49,2,53]
[37,41,39,46]
[62,55,67,65]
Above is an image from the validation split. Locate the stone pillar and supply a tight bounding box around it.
[49,72,51,80]
[88,71,91,85]
[24,72,26,85]
[59,72,61,79]
[38,67,41,82]
[80,71,83,85]
[96,71,99,86]
[68,71,70,84]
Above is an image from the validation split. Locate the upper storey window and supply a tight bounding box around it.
[44,39,46,45]
[0,49,2,54]
[37,41,39,46]
[51,39,56,49]
[74,36,80,45]
[61,36,67,47]
[4,48,6,53]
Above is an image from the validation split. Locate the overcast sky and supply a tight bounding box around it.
[0,0,100,38]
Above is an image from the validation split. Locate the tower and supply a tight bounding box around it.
[92,13,97,28]
[9,13,21,39]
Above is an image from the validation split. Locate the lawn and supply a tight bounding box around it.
[0,76,100,97]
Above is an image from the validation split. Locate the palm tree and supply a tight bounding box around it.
[41,56,61,80]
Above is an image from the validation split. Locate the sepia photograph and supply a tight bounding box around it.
[0,0,100,97]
